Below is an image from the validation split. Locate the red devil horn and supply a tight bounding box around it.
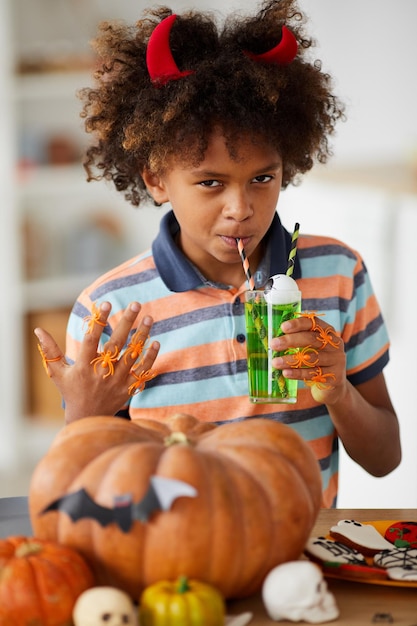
[245,26,298,65]
[146,14,194,86]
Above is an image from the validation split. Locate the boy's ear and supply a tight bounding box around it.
[142,168,169,204]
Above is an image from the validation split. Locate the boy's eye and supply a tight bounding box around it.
[199,179,221,187]
[252,174,273,183]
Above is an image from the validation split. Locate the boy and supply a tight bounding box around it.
[35,0,400,506]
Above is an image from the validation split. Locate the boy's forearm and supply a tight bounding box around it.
[326,380,401,477]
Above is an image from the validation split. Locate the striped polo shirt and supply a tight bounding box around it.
[66,211,390,507]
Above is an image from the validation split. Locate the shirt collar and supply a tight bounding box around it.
[152,210,301,292]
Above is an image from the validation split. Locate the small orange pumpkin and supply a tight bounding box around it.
[0,536,95,626]
[29,414,322,599]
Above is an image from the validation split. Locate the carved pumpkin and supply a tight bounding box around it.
[29,414,322,599]
[0,536,95,625]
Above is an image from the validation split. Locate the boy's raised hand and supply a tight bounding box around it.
[34,301,160,423]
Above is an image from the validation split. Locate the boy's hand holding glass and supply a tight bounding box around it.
[270,314,345,406]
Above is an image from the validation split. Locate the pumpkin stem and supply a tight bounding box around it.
[164,432,190,446]
[177,576,190,594]
[15,541,43,558]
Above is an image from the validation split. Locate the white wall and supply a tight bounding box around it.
[302,1,417,166]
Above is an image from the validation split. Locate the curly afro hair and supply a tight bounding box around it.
[79,0,345,207]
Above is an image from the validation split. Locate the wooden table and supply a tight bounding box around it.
[228,509,417,625]
[1,502,416,624]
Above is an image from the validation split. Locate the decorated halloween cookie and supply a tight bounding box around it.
[374,548,417,582]
[305,536,367,565]
[383,521,417,549]
[329,520,393,556]
[305,519,417,587]
[304,536,387,581]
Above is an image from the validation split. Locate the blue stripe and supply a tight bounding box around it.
[154,307,246,345]
[299,247,357,279]
[135,370,249,407]
[90,268,161,301]
[299,242,357,261]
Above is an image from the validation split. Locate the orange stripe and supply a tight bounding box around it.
[156,341,247,372]
[130,396,298,423]
[87,252,156,289]
[298,275,353,300]
[307,433,337,463]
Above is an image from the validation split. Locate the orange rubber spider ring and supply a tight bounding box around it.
[123,329,147,364]
[90,347,119,379]
[128,368,157,395]
[295,311,325,331]
[305,366,336,390]
[315,325,341,350]
[285,345,319,368]
[37,344,62,377]
[83,302,107,335]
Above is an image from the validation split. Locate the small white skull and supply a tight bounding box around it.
[263,274,301,305]
[262,561,339,623]
[73,586,138,626]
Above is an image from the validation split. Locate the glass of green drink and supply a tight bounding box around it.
[244,275,301,403]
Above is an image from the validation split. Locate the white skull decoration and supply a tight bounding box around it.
[73,587,138,626]
[262,561,339,623]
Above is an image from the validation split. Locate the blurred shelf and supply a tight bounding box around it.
[23,272,101,312]
[16,163,86,197]
[16,163,124,203]
[13,70,91,101]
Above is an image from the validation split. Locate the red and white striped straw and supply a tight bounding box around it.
[236,238,255,290]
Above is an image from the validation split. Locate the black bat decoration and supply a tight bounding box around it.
[41,475,197,532]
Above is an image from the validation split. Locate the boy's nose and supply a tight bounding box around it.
[223,189,253,221]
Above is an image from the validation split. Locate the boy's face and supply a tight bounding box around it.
[143,129,283,287]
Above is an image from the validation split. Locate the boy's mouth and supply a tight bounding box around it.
[221,235,251,249]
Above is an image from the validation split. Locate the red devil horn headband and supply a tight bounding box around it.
[146,14,194,86]
[146,14,298,86]
[244,26,298,65]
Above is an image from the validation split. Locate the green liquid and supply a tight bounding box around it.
[245,299,300,403]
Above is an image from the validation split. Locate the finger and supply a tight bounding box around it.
[119,335,160,379]
[111,316,156,376]
[138,340,160,370]
[314,325,342,350]
[295,315,342,347]
[103,302,144,351]
[78,301,113,363]
[304,366,338,389]
[280,316,342,352]
[276,364,337,384]
[273,346,335,372]
[127,341,160,395]
[282,313,339,340]
[281,312,324,333]
[34,327,66,376]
